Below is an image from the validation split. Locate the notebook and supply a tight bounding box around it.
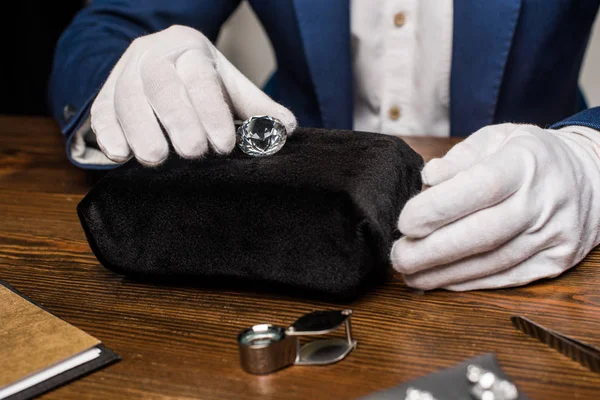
[0,280,120,400]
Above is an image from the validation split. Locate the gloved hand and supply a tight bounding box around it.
[91,25,297,166]
[391,123,600,290]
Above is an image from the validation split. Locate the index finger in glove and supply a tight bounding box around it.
[215,50,297,134]
[423,123,516,186]
[141,55,209,159]
[392,194,531,275]
[175,48,236,154]
[399,141,526,238]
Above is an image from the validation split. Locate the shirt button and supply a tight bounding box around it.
[388,106,401,120]
[394,12,406,27]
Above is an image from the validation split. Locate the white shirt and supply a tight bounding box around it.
[351,0,454,137]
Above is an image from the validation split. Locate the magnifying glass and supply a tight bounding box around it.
[237,309,357,375]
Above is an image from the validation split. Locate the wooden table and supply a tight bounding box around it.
[1,115,599,399]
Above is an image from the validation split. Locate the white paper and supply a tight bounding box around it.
[0,347,102,399]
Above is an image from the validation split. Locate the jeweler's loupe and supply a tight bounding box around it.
[237,309,357,375]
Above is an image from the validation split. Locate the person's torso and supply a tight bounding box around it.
[351,0,453,137]
[252,0,598,135]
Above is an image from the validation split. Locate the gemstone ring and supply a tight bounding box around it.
[236,115,287,157]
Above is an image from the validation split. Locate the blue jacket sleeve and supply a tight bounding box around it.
[552,107,600,131]
[48,0,240,167]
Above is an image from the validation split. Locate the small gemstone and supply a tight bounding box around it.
[499,381,518,400]
[405,388,434,400]
[479,372,496,390]
[466,365,482,383]
[237,116,287,157]
[405,388,421,400]
[480,391,495,400]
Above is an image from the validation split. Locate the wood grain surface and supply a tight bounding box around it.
[1,116,599,399]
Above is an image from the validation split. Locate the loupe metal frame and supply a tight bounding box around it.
[238,309,357,375]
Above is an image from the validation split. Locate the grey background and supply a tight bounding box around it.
[216,1,600,109]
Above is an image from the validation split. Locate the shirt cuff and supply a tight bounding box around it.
[66,114,121,170]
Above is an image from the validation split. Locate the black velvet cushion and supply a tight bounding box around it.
[77,127,423,300]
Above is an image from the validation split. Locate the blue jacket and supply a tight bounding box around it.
[50,0,600,168]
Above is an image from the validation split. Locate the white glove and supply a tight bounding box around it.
[391,123,600,290]
[91,25,297,166]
